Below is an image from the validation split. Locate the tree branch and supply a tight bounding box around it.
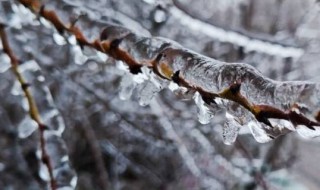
[16,0,320,140]
[0,24,56,190]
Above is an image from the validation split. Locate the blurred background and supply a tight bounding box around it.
[1,0,320,189]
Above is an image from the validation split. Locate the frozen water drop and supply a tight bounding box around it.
[11,81,23,96]
[119,74,136,100]
[67,35,77,45]
[269,119,295,131]
[72,45,87,65]
[168,82,179,91]
[40,17,52,28]
[0,54,11,73]
[193,92,213,124]
[70,176,78,188]
[53,33,67,46]
[18,116,38,138]
[21,97,29,111]
[96,51,108,62]
[247,120,272,143]
[19,60,40,72]
[61,155,69,163]
[153,9,167,23]
[39,162,50,181]
[222,112,241,145]
[115,61,129,71]
[138,81,160,106]
[37,75,45,82]
[169,82,195,100]
[88,61,98,71]
[174,87,195,100]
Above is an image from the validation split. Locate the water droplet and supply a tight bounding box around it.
[18,116,38,138]
[193,92,213,124]
[222,112,241,145]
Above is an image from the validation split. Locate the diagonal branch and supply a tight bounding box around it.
[16,0,320,140]
[0,24,56,190]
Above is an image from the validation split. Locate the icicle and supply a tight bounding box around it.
[43,132,76,188]
[11,80,23,96]
[193,92,214,124]
[53,33,67,46]
[138,81,160,106]
[39,162,50,181]
[168,82,195,100]
[72,45,88,65]
[247,120,273,143]
[119,74,136,100]
[269,119,295,131]
[222,112,241,145]
[136,66,167,106]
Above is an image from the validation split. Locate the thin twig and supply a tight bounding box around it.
[235,139,268,190]
[0,25,56,189]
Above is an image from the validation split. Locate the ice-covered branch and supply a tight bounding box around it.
[16,0,320,142]
[0,24,57,190]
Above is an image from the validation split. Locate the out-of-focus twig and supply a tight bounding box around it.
[0,24,56,190]
[75,110,110,190]
[235,139,268,190]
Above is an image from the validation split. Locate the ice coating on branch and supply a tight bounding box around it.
[157,46,319,108]
[193,92,214,124]
[119,74,136,100]
[0,53,11,73]
[72,45,88,65]
[269,119,295,131]
[16,60,76,188]
[44,132,77,188]
[248,120,273,143]
[18,116,38,138]
[137,67,167,106]
[169,82,195,100]
[223,112,241,145]
[296,125,320,138]
[101,24,320,143]
[53,33,67,46]
[138,81,160,106]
